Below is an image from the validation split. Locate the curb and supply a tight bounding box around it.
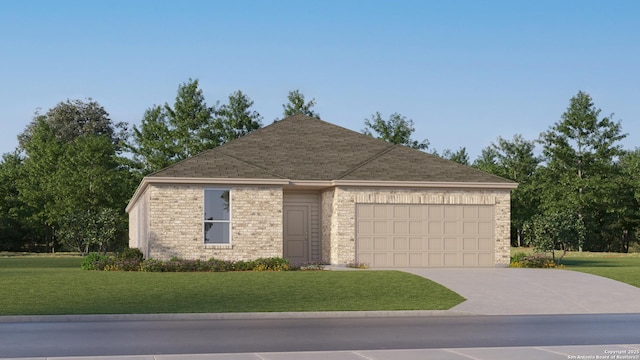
[0,310,475,323]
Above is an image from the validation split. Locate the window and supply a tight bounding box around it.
[204,189,230,244]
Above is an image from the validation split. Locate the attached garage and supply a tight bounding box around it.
[356,204,495,268]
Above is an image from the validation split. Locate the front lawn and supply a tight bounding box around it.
[0,257,464,315]
[511,248,640,288]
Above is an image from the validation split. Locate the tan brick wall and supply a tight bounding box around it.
[145,184,283,261]
[128,186,150,258]
[322,187,512,266]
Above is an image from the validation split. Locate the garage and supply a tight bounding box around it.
[356,204,495,268]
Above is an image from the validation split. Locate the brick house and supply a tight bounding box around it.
[126,115,516,268]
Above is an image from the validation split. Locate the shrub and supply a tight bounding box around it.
[510,253,564,268]
[116,248,144,261]
[252,257,290,271]
[81,252,109,270]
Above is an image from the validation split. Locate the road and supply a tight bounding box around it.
[1,314,639,358]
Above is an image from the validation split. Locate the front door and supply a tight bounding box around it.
[283,205,309,264]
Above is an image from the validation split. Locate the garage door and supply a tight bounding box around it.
[356,204,494,268]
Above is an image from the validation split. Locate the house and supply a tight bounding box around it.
[126,115,517,268]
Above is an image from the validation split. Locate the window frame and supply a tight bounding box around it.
[203,188,232,245]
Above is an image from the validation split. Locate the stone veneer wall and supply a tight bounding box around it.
[146,184,283,260]
[323,187,512,266]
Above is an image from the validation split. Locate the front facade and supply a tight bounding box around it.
[127,115,516,268]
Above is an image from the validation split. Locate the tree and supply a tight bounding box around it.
[215,90,263,144]
[17,100,132,252]
[282,89,320,119]
[129,79,220,174]
[523,211,586,264]
[18,99,126,150]
[0,152,33,251]
[439,147,470,165]
[363,112,429,150]
[473,134,541,247]
[538,91,627,251]
[58,207,121,255]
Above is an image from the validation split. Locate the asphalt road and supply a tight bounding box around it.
[2,314,640,358]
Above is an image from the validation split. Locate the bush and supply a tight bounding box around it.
[510,253,564,268]
[81,252,109,270]
[116,248,144,261]
[251,257,290,271]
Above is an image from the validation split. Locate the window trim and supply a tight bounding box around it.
[203,188,232,245]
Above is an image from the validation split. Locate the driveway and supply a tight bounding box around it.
[403,268,640,315]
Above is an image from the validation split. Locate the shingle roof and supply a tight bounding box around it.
[150,114,513,184]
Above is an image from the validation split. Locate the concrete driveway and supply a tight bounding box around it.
[403,268,640,315]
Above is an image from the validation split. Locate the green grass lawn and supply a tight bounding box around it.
[511,247,640,288]
[0,257,464,316]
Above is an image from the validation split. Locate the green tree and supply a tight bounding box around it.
[58,207,121,255]
[538,91,626,251]
[0,152,33,251]
[17,100,132,252]
[439,147,470,165]
[215,90,263,144]
[130,79,219,174]
[282,89,320,119]
[523,211,586,264]
[473,134,541,247]
[363,112,429,150]
[18,99,126,150]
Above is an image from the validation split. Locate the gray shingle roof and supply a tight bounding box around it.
[150,115,513,184]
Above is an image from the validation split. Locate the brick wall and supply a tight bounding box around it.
[322,187,512,266]
[145,184,283,260]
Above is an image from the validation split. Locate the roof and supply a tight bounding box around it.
[150,114,514,184]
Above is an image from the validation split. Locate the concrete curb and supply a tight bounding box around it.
[0,310,474,323]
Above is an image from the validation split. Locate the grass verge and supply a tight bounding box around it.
[0,257,464,315]
[511,247,640,288]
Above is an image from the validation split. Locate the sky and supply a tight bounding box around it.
[1,0,639,160]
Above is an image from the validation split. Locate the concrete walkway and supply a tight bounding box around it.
[404,268,640,315]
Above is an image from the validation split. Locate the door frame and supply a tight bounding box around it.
[283,203,311,263]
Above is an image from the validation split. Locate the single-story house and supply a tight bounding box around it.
[126,115,517,268]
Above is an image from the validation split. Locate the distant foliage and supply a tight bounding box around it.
[363,112,429,151]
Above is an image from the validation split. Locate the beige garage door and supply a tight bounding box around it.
[356,204,495,268]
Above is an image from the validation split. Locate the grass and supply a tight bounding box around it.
[511,247,640,288]
[0,256,464,316]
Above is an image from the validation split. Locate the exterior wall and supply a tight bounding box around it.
[283,192,321,262]
[320,189,335,264]
[128,187,150,258]
[145,184,283,261]
[322,187,512,266]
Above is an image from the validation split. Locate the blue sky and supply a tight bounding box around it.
[1,0,638,159]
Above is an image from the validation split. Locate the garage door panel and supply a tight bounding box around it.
[444,238,458,251]
[409,237,423,250]
[428,221,442,234]
[393,237,408,250]
[428,238,442,250]
[463,222,477,234]
[444,222,458,235]
[394,221,408,234]
[428,253,443,267]
[463,253,478,267]
[444,253,458,266]
[478,237,493,251]
[463,237,478,250]
[478,221,493,235]
[409,221,423,234]
[356,204,495,268]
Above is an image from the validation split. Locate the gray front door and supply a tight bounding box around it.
[283,205,309,264]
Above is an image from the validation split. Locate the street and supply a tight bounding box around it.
[1,314,639,358]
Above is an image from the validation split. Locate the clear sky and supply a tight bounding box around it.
[1,0,638,160]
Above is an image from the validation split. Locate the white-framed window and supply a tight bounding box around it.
[204,189,231,244]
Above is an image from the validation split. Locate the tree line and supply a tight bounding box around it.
[0,80,637,255]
